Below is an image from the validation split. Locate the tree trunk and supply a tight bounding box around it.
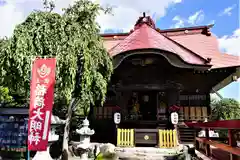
[62,98,76,160]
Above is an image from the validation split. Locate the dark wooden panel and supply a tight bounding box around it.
[135,129,158,145]
[135,133,157,144]
[119,121,158,129]
[135,129,158,132]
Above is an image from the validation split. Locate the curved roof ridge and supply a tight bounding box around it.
[161,33,209,63]
[108,23,208,65]
[160,24,214,33]
[101,24,214,38]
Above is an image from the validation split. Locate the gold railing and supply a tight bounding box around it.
[117,129,134,147]
[159,129,178,148]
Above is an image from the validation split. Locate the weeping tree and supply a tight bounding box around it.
[0,38,14,104]
[0,0,113,157]
[0,86,13,104]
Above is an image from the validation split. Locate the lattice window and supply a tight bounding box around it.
[94,106,120,119]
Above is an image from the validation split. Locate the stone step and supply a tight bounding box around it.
[179,135,195,138]
[179,131,194,135]
[178,126,195,143]
[178,128,194,130]
[116,147,184,160]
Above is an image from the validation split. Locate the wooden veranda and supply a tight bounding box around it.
[186,120,240,160]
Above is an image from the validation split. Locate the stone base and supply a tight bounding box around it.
[69,142,118,159]
[80,153,88,160]
[32,147,53,160]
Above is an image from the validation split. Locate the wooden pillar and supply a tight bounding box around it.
[156,92,159,120]
[176,89,181,106]
[205,128,211,156]
[206,93,211,119]
[194,129,199,150]
[228,129,238,160]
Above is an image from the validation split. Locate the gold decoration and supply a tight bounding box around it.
[144,135,149,140]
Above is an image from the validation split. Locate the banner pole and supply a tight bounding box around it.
[27,57,34,160]
[27,150,30,160]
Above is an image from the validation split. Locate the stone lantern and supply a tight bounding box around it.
[76,117,95,160]
[32,115,66,160]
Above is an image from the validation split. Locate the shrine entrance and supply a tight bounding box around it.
[127,91,158,121]
[119,89,172,129]
[138,91,157,121]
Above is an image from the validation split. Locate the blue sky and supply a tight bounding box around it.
[0,0,239,100]
[154,0,240,100]
[158,0,239,31]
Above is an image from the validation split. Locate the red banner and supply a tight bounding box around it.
[28,58,56,151]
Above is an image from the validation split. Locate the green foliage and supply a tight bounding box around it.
[0,0,113,114]
[0,86,13,103]
[0,39,14,104]
[211,98,240,120]
[96,153,104,160]
[0,38,8,83]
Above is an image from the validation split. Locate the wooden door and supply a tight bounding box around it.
[139,91,157,120]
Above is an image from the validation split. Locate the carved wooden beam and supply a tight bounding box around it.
[114,82,184,91]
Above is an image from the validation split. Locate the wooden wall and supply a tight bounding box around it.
[91,54,235,122]
[179,93,210,121]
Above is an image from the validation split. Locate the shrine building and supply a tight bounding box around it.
[89,13,240,147]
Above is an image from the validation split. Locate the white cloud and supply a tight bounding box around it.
[187,10,204,25]
[173,0,182,3]
[172,15,184,28]
[219,4,236,16]
[0,1,24,37]
[218,28,240,56]
[208,20,215,25]
[0,0,77,38]
[96,0,182,32]
[171,10,205,28]
[0,0,182,38]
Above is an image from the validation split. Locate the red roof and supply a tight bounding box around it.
[109,24,207,65]
[170,33,240,69]
[102,16,240,69]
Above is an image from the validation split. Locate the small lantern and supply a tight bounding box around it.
[114,112,121,124]
[171,112,179,125]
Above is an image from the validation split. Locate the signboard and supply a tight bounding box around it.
[0,116,27,152]
[28,58,56,151]
[171,112,178,125]
[114,112,121,124]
